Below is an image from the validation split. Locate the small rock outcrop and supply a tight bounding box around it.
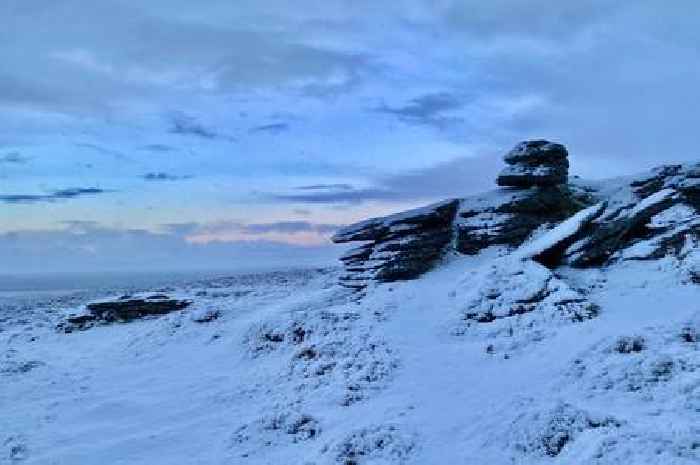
[497,140,569,188]
[59,294,192,332]
[332,199,459,289]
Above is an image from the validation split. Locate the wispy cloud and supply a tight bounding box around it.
[0,225,340,273]
[0,187,109,204]
[374,92,466,129]
[249,123,290,134]
[267,154,501,205]
[74,143,130,160]
[0,152,30,164]
[271,188,397,204]
[296,183,355,191]
[163,220,343,237]
[139,144,177,153]
[160,219,344,246]
[142,172,192,181]
[167,112,221,139]
[243,221,341,235]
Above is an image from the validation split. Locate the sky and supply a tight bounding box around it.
[1,0,700,273]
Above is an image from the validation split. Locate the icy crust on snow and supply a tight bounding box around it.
[452,258,598,355]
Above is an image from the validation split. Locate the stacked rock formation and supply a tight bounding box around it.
[497,140,569,188]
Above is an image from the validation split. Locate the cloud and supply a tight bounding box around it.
[157,219,344,247]
[249,123,290,134]
[0,187,109,204]
[163,220,343,237]
[0,152,30,164]
[271,188,396,204]
[374,92,466,129]
[142,172,192,181]
[0,1,376,116]
[243,221,341,235]
[0,224,342,274]
[167,112,221,139]
[139,144,177,152]
[268,154,501,204]
[74,143,130,160]
[296,183,354,191]
[58,220,101,230]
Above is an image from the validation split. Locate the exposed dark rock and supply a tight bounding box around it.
[332,199,459,288]
[497,140,569,188]
[456,185,593,256]
[333,139,700,287]
[190,307,220,323]
[568,188,681,267]
[58,295,192,332]
[614,336,646,354]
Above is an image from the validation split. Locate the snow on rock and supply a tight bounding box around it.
[57,293,192,332]
[333,199,458,288]
[497,139,569,187]
[515,201,606,263]
[452,258,598,355]
[568,188,683,267]
[325,424,417,465]
[189,306,220,323]
[506,401,622,458]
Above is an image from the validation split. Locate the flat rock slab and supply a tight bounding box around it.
[59,295,192,332]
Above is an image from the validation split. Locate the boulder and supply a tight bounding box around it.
[497,140,569,188]
[59,295,192,332]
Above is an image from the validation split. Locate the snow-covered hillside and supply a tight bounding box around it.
[3,141,700,464]
[3,255,699,464]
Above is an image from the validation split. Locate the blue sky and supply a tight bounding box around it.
[2,0,700,272]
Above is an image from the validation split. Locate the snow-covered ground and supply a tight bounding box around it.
[2,256,699,464]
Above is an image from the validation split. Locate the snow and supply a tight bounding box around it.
[628,187,678,217]
[515,202,606,259]
[3,253,700,463]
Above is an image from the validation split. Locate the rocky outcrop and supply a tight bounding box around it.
[497,140,569,188]
[332,199,459,289]
[564,163,700,266]
[567,188,681,266]
[456,185,592,255]
[58,294,192,332]
[334,140,700,289]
